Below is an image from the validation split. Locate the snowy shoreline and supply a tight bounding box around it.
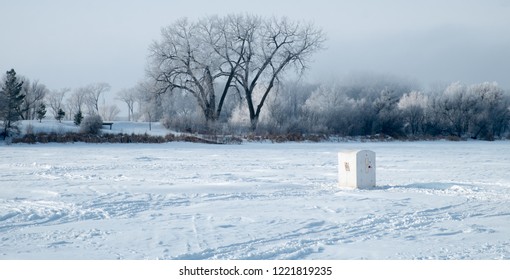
[2,120,508,146]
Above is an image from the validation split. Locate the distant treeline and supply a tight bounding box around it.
[4,68,510,142]
[144,74,510,141]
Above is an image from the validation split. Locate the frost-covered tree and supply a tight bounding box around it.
[99,104,120,121]
[467,82,509,139]
[422,81,510,139]
[436,82,475,137]
[116,87,138,121]
[80,114,103,135]
[300,74,414,136]
[302,83,349,133]
[148,14,325,130]
[262,81,316,133]
[46,88,69,120]
[85,82,111,114]
[397,91,428,135]
[148,18,220,123]
[20,78,48,120]
[160,88,205,132]
[222,15,325,130]
[1,69,25,139]
[134,82,165,131]
[371,89,403,136]
[67,87,89,118]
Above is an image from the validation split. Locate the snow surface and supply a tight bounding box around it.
[20,120,169,136]
[1,140,510,259]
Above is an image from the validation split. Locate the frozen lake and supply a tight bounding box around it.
[1,141,509,259]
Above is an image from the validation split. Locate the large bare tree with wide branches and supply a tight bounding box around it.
[148,14,325,129]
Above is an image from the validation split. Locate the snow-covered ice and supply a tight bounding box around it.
[1,141,509,259]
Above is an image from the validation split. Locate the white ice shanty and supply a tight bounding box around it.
[338,150,376,189]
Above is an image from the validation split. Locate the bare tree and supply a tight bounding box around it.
[133,81,166,130]
[85,82,111,114]
[148,18,220,123]
[161,89,204,132]
[200,15,249,121]
[116,87,137,121]
[100,103,121,121]
[228,15,325,129]
[148,14,325,130]
[138,91,158,130]
[46,88,70,119]
[20,78,48,120]
[67,87,89,118]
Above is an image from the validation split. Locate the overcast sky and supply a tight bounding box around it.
[2,0,510,96]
